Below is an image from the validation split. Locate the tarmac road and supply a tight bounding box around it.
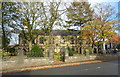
[4,60,120,75]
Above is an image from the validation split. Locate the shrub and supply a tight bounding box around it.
[116,44,120,50]
[67,46,73,56]
[59,51,65,62]
[54,52,58,55]
[7,47,17,56]
[0,50,11,59]
[84,46,94,55]
[54,52,60,60]
[27,45,44,57]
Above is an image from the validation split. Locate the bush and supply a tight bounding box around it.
[54,52,60,60]
[27,45,44,57]
[59,51,65,62]
[84,46,94,55]
[54,52,58,55]
[116,44,120,50]
[7,47,17,56]
[67,46,73,56]
[0,50,11,59]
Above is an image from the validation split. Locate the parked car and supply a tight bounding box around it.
[111,49,118,53]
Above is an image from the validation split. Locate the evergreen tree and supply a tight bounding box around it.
[65,1,94,54]
[66,2,94,29]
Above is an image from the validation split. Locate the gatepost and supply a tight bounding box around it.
[48,47,54,64]
[86,49,90,59]
[65,48,68,62]
[16,47,24,65]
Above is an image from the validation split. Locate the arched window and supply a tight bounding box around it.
[70,37,74,44]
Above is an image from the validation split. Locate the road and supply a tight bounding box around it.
[4,60,120,75]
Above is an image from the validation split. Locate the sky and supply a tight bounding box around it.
[89,0,119,3]
[9,0,120,45]
[89,0,119,12]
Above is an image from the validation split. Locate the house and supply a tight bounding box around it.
[19,30,115,55]
[19,30,88,55]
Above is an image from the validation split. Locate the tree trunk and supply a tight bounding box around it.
[2,9,6,49]
[103,42,106,54]
[96,47,98,53]
[28,40,32,51]
[48,30,54,59]
[91,44,94,54]
[110,42,112,53]
[2,22,6,50]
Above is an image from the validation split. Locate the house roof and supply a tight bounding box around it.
[19,29,81,36]
[51,30,81,36]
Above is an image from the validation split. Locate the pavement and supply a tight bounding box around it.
[3,60,119,75]
[1,58,119,75]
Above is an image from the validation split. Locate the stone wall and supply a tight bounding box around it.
[1,54,119,69]
[2,57,53,69]
[65,54,118,63]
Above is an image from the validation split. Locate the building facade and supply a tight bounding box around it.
[19,30,86,55]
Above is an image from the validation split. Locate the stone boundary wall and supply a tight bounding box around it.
[65,54,119,63]
[1,54,119,69]
[2,57,53,69]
